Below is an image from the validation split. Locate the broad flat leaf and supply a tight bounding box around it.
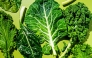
[24,0,67,55]
[0,0,22,13]
[16,25,42,58]
[0,11,17,58]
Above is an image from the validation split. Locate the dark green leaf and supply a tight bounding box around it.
[64,2,92,43]
[24,0,67,55]
[16,25,42,58]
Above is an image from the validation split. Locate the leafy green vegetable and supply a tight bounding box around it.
[0,0,22,13]
[63,2,92,43]
[59,2,92,58]
[24,0,67,55]
[16,1,92,58]
[71,44,92,58]
[0,11,17,58]
[16,24,42,58]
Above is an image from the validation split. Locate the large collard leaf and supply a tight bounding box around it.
[0,11,17,58]
[16,25,42,58]
[0,0,22,13]
[24,0,67,55]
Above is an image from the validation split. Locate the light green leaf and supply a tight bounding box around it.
[0,0,22,12]
[0,11,17,58]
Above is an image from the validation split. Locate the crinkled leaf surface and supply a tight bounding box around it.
[16,25,42,58]
[63,2,92,43]
[0,0,22,13]
[24,0,67,55]
[71,44,92,58]
[0,11,17,58]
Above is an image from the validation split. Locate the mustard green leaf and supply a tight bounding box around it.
[0,11,17,58]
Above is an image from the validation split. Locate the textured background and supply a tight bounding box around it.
[0,0,92,58]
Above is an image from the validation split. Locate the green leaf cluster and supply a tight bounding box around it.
[0,0,92,58]
[71,44,92,58]
[18,1,92,58]
[0,0,22,12]
[63,2,92,43]
[60,2,92,58]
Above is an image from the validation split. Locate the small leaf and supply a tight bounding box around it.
[42,43,51,55]
[0,0,22,12]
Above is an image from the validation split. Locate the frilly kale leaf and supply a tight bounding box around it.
[0,11,17,58]
[24,0,67,55]
[71,44,92,58]
[59,2,92,58]
[16,25,42,58]
[63,2,92,43]
[0,0,22,13]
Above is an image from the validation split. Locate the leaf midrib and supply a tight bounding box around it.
[42,3,57,55]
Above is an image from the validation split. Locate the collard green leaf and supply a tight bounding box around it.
[24,0,67,55]
[0,0,22,13]
[0,11,17,58]
[16,25,42,58]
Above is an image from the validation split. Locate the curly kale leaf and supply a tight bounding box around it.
[63,2,92,43]
[24,0,67,55]
[59,2,92,58]
[0,0,22,13]
[71,44,92,58]
[0,11,17,58]
[16,25,42,58]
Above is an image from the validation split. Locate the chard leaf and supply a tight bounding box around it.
[24,0,67,55]
[0,0,22,13]
[0,11,17,58]
[16,25,42,58]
